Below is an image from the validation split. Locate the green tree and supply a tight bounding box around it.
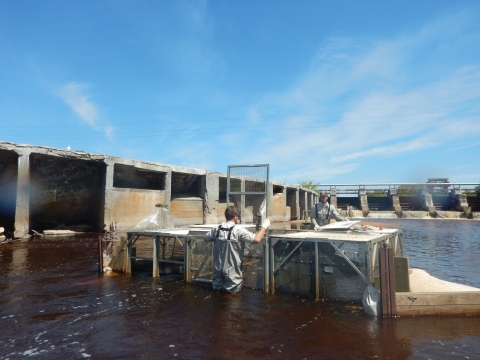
[299,179,319,195]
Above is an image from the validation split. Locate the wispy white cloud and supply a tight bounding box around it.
[244,8,480,183]
[329,139,435,164]
[103,125,114,140]
[58,83,98,126]
[445,141,480,153]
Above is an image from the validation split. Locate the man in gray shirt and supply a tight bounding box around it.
[204,206,270,293]
[310,190,347,230]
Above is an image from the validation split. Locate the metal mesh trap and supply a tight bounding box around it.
[227,164,269,229]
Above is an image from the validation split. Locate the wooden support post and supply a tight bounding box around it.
[184,236,191,283]
[269,237,275,294]
[379,243,397,317]
[315,241,320,301]
[153,235,160,278]
[126,234,133,274]
[264,236,270,293]
[98,236,103,275]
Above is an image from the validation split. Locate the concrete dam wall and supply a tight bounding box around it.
[0,142,318,237]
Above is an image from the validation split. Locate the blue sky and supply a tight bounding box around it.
[1,1,480,185]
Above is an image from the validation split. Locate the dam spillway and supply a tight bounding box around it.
[0,141,318,237]
[1,141,479,238]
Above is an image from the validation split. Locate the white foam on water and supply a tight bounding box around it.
[23,348,40,356]
[34,331,47,342]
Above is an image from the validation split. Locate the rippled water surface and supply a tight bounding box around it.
[1,219,480,359]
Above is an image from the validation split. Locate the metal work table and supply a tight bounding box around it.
[268,229,403,300]
[125,229,189,278]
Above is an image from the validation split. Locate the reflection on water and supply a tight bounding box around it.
[1,219,480,359]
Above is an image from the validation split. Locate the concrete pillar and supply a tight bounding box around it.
[303,191,308,220]
[452,189,472,219]
[329,189,338,208]
[268,182,274,218]
[388,189,402,217]
[202,172,219,224]
[287,188,300,220]
[164,170,172,210]
[282,186,287,221]
[359,189,369,217]
[422,190,436,217]
[299,190,307,220]
[239,179,246,223]
[102,159,115,228]
[14,153,30,238]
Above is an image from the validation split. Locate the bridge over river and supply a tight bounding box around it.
[313,180,480,219]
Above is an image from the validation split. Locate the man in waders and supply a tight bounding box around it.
[310,190,348,230]
[204,206,270,293]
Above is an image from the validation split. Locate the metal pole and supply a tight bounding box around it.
[184,236,191,283]
[269,235,275,294]
[264,237,270,293]
[98,236,103,275]
[153,235,160,278]
[126,233,132,274]
[315,241,320,301]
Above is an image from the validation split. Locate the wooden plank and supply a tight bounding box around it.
[396,292,480,305]
[396,292,480,316]
[394,256,410,292]
[397,304,480,316]
[379,246,396,316]
[379,246,391,316]
[387,248,397,316]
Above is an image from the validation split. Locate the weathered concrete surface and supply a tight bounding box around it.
[170,197,204,225]
[271,193,286,222]
[112,189,167,229]
[422,193,437,217]
[452,189,472,219]
[389,189,403,217]
[0,141,317,236]
[359,189,369,217]
[202,172,219,224]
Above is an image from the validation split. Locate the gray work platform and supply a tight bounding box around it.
[124,226,403,302]
[267,229,403,300]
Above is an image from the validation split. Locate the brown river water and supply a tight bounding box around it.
[1,219,480,359]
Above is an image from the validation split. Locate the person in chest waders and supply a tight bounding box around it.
[204,206,270,293]
[310,190,348,230]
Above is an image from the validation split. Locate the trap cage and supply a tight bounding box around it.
[184,164,271,291]
[227,164,269,228]
[184,228,403,300]
[267,229,404,301]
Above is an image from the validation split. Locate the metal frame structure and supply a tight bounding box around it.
[184,228,403,301]
[226,164,270,218]
[226,164,270,292]
[267,229,403,300]
[125,230,188,278]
